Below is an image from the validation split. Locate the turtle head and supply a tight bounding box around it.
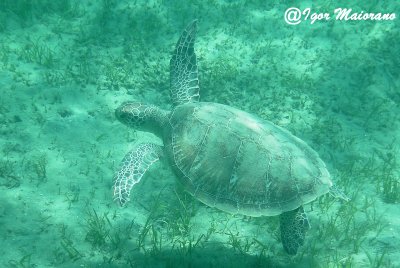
[115,102,168,137]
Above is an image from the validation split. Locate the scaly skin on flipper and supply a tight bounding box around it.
[279,206,310,255]
[113,143,163,206]
[170,20,200,106]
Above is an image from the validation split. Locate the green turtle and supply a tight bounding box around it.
[113,20,348,255]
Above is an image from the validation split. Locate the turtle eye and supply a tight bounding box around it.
[115,107,128,124]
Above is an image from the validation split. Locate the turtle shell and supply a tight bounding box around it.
[163,102,332,217]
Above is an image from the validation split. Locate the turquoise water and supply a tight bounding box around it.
[0,1,399,267]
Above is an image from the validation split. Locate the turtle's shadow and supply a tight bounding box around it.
[87,243,316,268]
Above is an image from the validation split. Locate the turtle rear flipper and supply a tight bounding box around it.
[279,206,310,255]
[113,143,163,206]
[170,20,200,106]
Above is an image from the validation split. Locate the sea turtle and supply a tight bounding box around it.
[113,20,348,255]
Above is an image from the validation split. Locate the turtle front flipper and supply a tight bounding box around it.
[279,206,310,255]
[113,143,163,206]
[170,20,200,106]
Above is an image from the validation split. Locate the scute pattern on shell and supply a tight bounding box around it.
[164,102,332,217]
